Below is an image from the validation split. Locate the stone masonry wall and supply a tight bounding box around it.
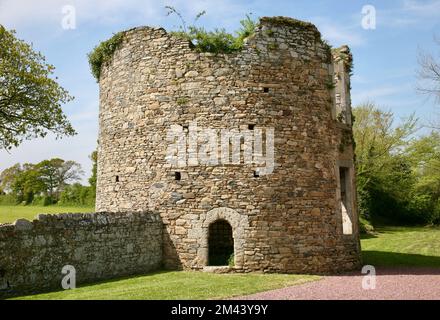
[0,212,162,297]
[96,16,361,274]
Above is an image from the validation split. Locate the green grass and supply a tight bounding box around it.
[12,271,320,300]
[0,205,94,223]
[361,226,440,267]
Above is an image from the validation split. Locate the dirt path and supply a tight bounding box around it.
[239,267,440,300]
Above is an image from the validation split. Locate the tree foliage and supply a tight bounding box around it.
[353,103,440,226]
[36,158,84,202]
[0,158,83,204]
[0,25,75,149]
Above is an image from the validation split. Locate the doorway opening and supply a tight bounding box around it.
[208,219,234,266]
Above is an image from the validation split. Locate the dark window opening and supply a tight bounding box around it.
[115,175,119,182]
[339,168,347,206]
[253,170,260,178]
[208,220,234,266]
[182,125,189,130]
[175,172,181,181]
[263,87,269,93]
[248,124,255,130]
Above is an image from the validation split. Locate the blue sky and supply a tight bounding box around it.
[1,0,439,183]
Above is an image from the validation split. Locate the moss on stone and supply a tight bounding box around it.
[88,32,126,81]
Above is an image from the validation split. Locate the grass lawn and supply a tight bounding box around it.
[12,271,320,300]
[0,205,94,223]
[361,226,440,267]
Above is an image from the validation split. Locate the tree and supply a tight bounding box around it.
[353,103,420,224]
[0,163,44,204]
[417,37,440,102]
[353,102,418,186]
[0,163,21,193]
[12,164,45,204]
[0,25,75,150]
[36,158,83,202]
[407,131,440,223]
[417,37,440,129]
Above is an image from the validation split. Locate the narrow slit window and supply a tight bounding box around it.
[115,175,119,182]
[175,172,181,181]
[339,167,353,235]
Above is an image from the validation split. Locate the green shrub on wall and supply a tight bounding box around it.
[88,32,125,81]
[170,14,258,54]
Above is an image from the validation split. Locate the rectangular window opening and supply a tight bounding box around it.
[339,166,353,235]
[175,172,182,181]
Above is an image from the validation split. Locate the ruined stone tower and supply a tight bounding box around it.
[96,16,361,273]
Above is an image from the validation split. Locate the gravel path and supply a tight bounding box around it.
[239,267,440,300]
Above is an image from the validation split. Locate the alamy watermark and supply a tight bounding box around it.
[166,121,275,175]
[361,265,376,290]
[61,5,76,30]
[61,265,76,290]
[361,5,376,30]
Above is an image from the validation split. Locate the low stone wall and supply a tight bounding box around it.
[0,211,162,297]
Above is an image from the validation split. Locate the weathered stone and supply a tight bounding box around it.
[0,212,162,297]
[95,16,361,274]
[14,219,33,231]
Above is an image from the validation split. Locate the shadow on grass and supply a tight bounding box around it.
[2,269,177,300]
[362,250,440,273]
[360,233,379,239]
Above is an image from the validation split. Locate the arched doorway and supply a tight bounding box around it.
[208,219,234,266]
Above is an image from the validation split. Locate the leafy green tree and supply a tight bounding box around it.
[0,25,75,150]
[407,131,440,223]
[353,103,419,224]
[36,158,83,202]
[353,103,417,186]
[0,163,45,204]
[353,103,440,226]
[59,183,94,206]
[0,163,21,193]
[12,164,45,204]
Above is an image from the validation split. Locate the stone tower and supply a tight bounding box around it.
[96,16,361,273]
